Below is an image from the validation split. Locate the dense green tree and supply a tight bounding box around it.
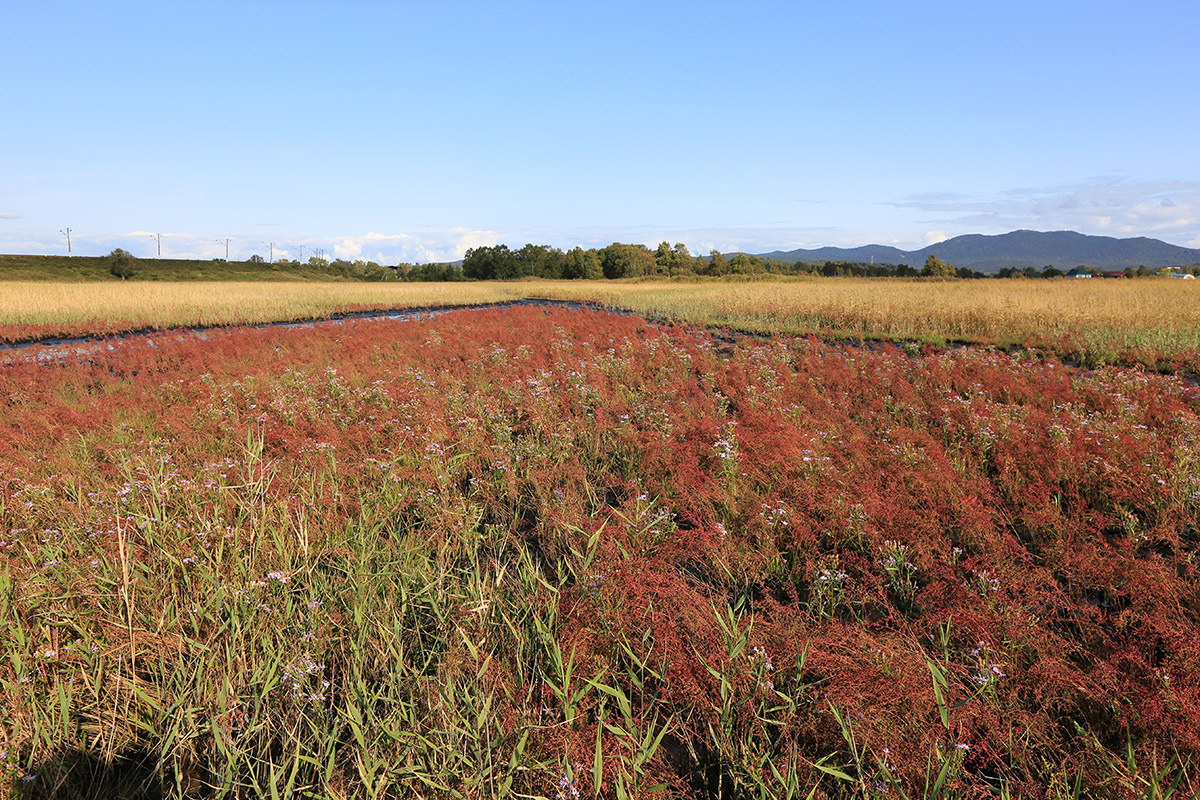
[654,241,697,277]
[463,245,518,280]
[403,262,464,281]
[514,244,567,279]
[921,254,956,277]
[671,243,695,275]
[540,248,567,279]
[108,248,136,279]
[495,246,525,279]
[563,247,602,280]
[600,243,656,279]
[704,250,728,276]
[515,243,548,278]
[730,253,753,274]
[654,242,673,275]
[461,246,487,279]
[348,259,387,281]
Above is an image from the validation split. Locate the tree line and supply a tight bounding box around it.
[100,247,1199,283]
[450,243,976,281]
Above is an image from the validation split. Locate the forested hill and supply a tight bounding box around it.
[760,230,1200,271]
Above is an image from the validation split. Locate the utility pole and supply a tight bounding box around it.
[215,238,230,260]
[60,228,72,256]
[298,245,304,263]
[263,242,274,263]
[150,233,162,257]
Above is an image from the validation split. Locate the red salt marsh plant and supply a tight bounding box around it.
[0,306,1196,798]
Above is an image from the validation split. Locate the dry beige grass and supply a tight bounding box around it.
[3,277,1198,365]
[521,277,1200,362]
[0,281,521,340]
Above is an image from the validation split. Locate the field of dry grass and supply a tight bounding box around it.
[0,281,521,342]
[522,278,1200,365]
[3,277,1199,368]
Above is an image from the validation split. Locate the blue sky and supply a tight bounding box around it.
[3,0,1198,263]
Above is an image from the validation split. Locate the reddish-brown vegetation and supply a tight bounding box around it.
[1,306,1196,797]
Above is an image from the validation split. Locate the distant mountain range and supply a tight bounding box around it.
[757,230,1200,272]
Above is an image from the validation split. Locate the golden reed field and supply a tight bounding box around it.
[0,282,517,341]
[3,277,1200,367]
[527,278,1200,363]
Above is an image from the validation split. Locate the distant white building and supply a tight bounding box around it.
[1066,267,1093,279]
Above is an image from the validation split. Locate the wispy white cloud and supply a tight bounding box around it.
[890,178,1200,245]
[0,224,938,260]
[4,182,1197,261]
[0,212,20,219]
[503,224,860,255]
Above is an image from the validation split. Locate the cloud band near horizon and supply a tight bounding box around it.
[3,179,1198,261]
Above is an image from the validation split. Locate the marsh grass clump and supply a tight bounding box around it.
[0,306,1197,798]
